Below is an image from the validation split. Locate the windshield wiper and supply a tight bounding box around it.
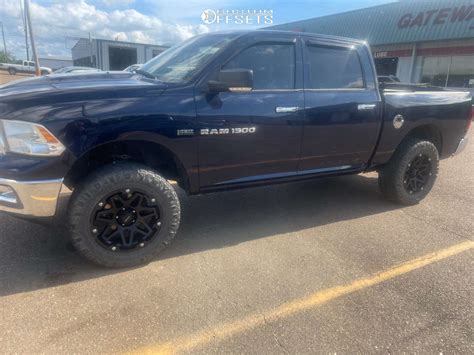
[135,69,157,80]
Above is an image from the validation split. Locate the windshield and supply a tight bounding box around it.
[140,33,237,83]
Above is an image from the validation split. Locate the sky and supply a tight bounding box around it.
[0,0,396,59]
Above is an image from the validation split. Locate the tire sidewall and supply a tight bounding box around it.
[9,68,16,75]
[68,164,180,267]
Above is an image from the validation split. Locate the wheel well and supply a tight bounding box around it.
[404,125,443,155]
[64,140,188,191]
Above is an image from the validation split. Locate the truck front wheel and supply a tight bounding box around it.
[378,138,439,205]
[68,163,180,267]
[8,67,16,75]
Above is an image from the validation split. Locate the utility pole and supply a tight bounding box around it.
[89,32,93,67]
[20,0,29,61]
[24,0,40,75]
[0,22,7,59]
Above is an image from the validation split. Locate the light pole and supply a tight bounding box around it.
[0,22,7,59]
[24,0,40,75]
[20,0,29,61]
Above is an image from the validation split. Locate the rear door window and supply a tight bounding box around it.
[305,44,364,89]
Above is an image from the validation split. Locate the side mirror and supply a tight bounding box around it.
[208,69,254,93]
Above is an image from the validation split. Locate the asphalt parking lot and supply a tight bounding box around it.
[0,129,473,353]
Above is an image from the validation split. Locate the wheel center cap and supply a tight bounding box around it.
[116,208,137,226]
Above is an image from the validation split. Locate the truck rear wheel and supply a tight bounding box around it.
[68,163,180,268]
[378,138,439,205]
[8,67,16,75]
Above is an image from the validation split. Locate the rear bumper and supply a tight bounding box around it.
[453,136,468,156]
[0,177,71,218]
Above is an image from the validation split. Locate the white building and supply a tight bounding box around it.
[38,56,73,70]
[72,38,169,71]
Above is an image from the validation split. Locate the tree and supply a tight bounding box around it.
[0,52,20,64]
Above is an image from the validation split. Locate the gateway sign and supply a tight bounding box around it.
[398,5,474,29]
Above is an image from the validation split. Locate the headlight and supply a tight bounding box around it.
[0,120,65,156]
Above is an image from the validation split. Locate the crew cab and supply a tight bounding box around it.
[0,31,471,267]
[0,60,52,75]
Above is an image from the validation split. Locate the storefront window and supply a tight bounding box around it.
[421,55,474,89]
[421,57,449,87]
[447,56,474,88]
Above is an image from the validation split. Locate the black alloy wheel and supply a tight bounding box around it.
[403,153,432,195]
[91,189,161,252]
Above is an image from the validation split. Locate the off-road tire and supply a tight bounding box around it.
[8,67,16,75]
[378,138,439,205]
[68,163,180,268]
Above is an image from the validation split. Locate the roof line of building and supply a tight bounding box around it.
[267,1,400,29]
[72,37,170,50]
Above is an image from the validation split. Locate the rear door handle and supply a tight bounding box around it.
[276,106,299,113]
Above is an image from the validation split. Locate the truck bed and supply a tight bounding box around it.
[371,84,472,166]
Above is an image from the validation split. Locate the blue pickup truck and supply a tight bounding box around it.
[0,31,471,267]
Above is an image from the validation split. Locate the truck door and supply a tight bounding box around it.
[195,35,304,188]
[300,40,381,173]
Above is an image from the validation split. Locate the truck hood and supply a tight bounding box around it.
[0,71,169,123]
[0,71,167,99]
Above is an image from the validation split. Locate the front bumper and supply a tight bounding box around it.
[0,177,71,217]
[453,136,468,156]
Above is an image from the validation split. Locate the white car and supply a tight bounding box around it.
[0,60,52,75]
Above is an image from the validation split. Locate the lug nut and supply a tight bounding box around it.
[92,228,98,234]
[98,202,104,207]
[125,189,131,193]
[157,221,162,226]
[139,243,145,248]
[111,246,117,251]
[151,198,156,203]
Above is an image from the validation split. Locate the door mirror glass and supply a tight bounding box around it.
[208,69,254,93]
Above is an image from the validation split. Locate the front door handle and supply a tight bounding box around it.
[276,106,299,113]
[357,103,377,111]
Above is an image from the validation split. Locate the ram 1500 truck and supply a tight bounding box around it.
[0,60,52,75]
[0,31,471,267]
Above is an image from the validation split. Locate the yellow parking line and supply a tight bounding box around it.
[129,240,474,355]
